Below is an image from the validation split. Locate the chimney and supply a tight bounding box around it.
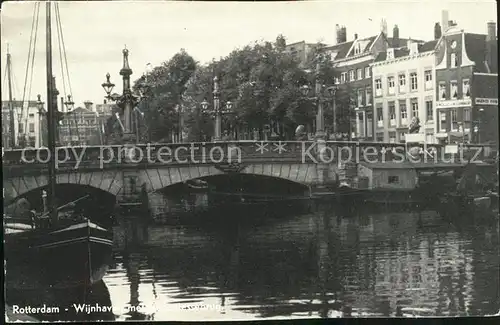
[392,25,400,47]
[486,21,498,72]
[103,99,107,104]
[84,100,93,111]
[354,33,358,40]
[336,24,347,44]
[441,10,449,32]
[407,37,412,49]
[434,22,442,40]
[487,21,496,41]
[448,20,457,27]
[380,18,388,35]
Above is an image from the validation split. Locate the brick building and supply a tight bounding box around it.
[322,20,419,141]
[371,36,439,143]
[434,13,498,145]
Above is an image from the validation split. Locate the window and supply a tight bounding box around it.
[463,79,470,98]
[375,78,382,96]
[357,69,362,80]
[388,175,399,184]
[410,72,418,91]
[354,43,361,55]
[18,123,23,133]
[357,112,365,137]
[341,72,347,83]
[349,70,355,81]
[389,102,396,126]
[451,108,458,126]
[450,53,457,68]
[357,89,363,107]
[29,113,35,118]
[400,100,408,124]
[389,132,396,144]
[376,105,383,127]
[439,82,446,99]
[450,80,458,98]
[365,87,372,105]
[398,74,406,92]
[411,100,419,118]
[424,70,433,89]
[376,132,384,142]
[29,123,35,133]
[388,76,395,95]
[364,67,371,78]
[425,101,433,121]
[464,108,471,121]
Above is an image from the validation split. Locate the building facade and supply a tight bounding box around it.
[2,100,47,148]
[371,39,438,143]
[60,102,103,146]
[323,21,419,141]
[434,19,498,145]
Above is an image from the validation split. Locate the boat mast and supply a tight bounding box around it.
[6,45,16,149]
[46,1,58,225]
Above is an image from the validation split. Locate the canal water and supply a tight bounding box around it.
[5,203,499,320]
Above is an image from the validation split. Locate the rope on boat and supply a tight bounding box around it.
[20,2,40,139]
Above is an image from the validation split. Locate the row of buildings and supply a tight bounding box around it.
[2,98,114,148]
[287,10,498,145]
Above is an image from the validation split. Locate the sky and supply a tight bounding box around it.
[1,0,497,108]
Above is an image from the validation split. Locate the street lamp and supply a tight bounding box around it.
[101,73,115,100]
[101,47,139,143]
[64,94,74,111]
[201,76,234,141]
[299,77,337,140]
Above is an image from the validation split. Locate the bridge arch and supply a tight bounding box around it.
[4,171,123,205]
[138,163,321,193]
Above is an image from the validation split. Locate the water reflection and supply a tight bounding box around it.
[102,207,499,320]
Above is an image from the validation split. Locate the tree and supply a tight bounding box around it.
[138,36,354,141]
[132,49,197,142]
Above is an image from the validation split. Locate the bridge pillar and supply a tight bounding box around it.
[314,139,336,190]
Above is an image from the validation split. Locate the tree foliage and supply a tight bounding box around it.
[132,36,354,142]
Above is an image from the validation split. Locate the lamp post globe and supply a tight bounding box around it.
[101,73,115,99]
[64,94,75,111]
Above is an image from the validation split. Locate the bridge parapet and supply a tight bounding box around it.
[2,141,495,170]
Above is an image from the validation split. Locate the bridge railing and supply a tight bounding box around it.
[2,141,496,168]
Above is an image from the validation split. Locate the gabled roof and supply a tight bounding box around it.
[373,39,438,63]
[324,32,425,62]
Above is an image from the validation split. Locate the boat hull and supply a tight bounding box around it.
[4,221,113,290]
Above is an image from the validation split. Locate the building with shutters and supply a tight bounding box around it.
[434,12,498,145]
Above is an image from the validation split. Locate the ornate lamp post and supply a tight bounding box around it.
[200,76,233,141]
[299,63,337,140]
[101,48,140,143]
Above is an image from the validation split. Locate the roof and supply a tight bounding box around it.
[64,107,95,115]
[373,40,438,63]
[464,33,489,73]
[324,33,424,62]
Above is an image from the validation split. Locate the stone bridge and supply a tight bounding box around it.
[2,140,495,205]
